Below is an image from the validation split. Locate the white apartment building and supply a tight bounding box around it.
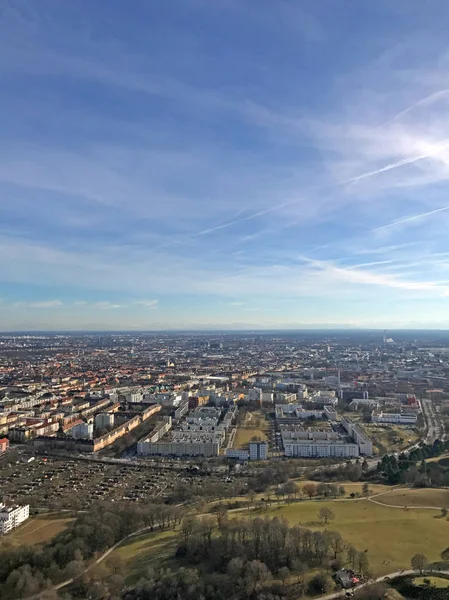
[323,405,338,421]
[341,417,373,456]
[349,398,379,411]
[372,412,418,425]
[275,404,324,420]
[0,504,30,534]
[249,440,268,460]
[126,392,143,403]
[284,440,359,458]
[226,448,249,460]
[95,412,115,430]
[138,438,221,457]
[71,422,94,440]
[174,400,189,420]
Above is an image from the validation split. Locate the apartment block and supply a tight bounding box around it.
[0,504,30,535]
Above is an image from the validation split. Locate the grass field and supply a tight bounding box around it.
[362,423,420,454]
[109,494,449,582]
[371,487,449,509]
[250,498,449,575]
[233,427,268,448]
[113,529,179,584]
[413,576,449,588]
[233,412,269,449]
[4,516,73,547]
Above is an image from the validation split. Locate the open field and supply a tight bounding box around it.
[113,529,179,585]
[247,499,449,575]
[233,427,268,448]
[361,423,421,454]
[413,576,449,588]
[233,412,268,449]
[109,494,449,582]
[3,516,73,547]
[371,487,449,509]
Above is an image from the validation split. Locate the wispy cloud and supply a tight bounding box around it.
[93,301,122,310]
[301,256,449,295]
[134,300,159,308]
[13,300,63,308]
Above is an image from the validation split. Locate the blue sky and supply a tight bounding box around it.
[3,1,449,330]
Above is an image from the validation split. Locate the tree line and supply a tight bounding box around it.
[0,502,182,600]
[377,439,449,486]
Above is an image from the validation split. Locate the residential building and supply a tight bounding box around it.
[341,417,373,456]
[372,412,418,424]
[284,440,360,458]
[249,440,268,460]
[71,422,94,440]
[0,504,30,534]
[126,392,143,403]
[95,412,115,430]
[226,448,249,460]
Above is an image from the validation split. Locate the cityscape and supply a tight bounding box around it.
[1,330,449,598]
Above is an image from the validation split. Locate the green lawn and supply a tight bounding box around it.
[3,516,73,547]
[413,576,449,588]
[113,529,179,584]
[109,497,449,583]
[372,487,449,509]
[233,427,267,449]
[251,498,449,575]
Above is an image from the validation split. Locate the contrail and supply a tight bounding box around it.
[345,138,449,185]
[373,205,449,232]
[196,141,449,239]
[154,138,449,246]
[383,89,449,126]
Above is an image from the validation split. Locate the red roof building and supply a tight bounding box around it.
[0,438,9,454]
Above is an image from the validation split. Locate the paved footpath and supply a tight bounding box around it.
[316,569,449,599]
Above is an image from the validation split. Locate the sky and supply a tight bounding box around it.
[3,1,449,330]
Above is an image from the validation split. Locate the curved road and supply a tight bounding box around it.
[317,569,449,599]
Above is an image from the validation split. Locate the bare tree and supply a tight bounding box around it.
[347,545,358,568]
[303,483,317,499]
[216,505,228,531]
[244,560,272,595]
[318,507,335,524]
[411,553,428,575]
[357,551,371,576]
[278,566,290,586]
[327,531,345,559]
[180,514,196,549]
[247,489,257,509]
